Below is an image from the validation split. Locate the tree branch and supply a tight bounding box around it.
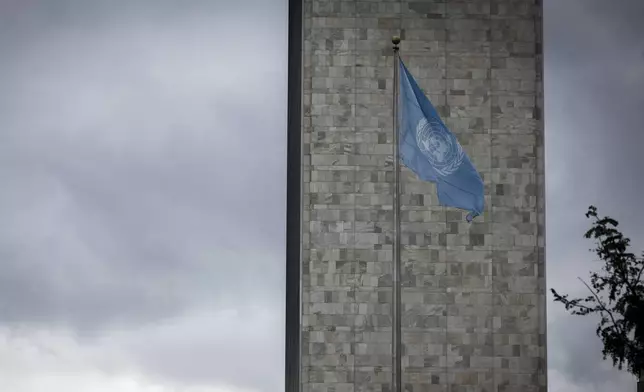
[635,259,644,285]
[578,277,624,336]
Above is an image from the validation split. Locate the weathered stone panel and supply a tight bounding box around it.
[301,1,546,391]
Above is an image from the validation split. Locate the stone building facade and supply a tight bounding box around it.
[299,1,546,391]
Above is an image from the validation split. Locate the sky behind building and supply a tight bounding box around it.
[0,0,643,391]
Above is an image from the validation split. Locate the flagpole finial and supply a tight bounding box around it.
[392,36,400,51]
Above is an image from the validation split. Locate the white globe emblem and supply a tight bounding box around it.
[415,118,465,177]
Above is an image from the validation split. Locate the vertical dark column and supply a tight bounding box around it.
[286,0,303,391]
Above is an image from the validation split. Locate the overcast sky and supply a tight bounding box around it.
[0,1,287,391]
[0,0,643,391]
[545,0,644,390]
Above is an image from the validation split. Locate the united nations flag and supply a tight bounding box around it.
[398,60,484,222]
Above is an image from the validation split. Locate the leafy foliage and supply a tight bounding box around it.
[551,206,644,376]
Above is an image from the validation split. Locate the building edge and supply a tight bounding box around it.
[285,0,303,391]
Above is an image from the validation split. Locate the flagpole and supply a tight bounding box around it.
[391,36,402,392]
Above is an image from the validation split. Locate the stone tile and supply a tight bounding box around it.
[302,0,545,391]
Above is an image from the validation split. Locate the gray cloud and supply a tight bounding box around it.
[0,0,287,333]
[544,0,644,389]
[0,311,283,392]
[0,1,287,390]
[118,307,284,390]
[548,309,637,390]
[1,0,643,391]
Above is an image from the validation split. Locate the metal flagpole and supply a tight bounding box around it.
[391,36,402,392]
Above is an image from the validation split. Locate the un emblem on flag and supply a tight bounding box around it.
[415,118,465,177]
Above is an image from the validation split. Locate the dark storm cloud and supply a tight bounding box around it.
[544,0,644,389]
[0,0,287,333]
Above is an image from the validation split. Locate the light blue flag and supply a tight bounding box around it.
[398,60,484,222]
